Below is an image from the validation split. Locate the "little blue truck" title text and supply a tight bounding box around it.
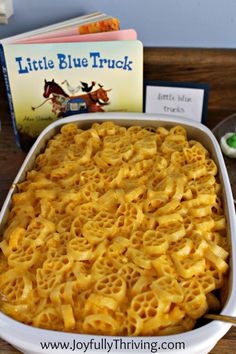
[15,52,133,74]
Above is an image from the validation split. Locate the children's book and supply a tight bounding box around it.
[0,12,143,149]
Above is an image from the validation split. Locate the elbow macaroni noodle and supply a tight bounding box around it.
[0,121,229,335]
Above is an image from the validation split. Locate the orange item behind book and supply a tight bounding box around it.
[79,18,120,34]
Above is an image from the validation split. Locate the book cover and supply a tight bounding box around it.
[2,40,143,148]
[15,29,137,44]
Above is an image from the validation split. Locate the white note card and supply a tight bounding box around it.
[145,85,205,122]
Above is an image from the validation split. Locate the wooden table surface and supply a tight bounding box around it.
[0,48,236,353]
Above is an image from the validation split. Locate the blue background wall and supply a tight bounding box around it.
[0,0,235,47]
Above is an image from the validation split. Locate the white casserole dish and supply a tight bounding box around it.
[0,112,235,354]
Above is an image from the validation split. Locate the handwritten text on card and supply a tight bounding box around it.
[145,86,204,122]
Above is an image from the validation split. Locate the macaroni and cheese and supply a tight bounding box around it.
[0,122,229,335]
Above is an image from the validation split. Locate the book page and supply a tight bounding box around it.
[12,16,120,43]
[13,15,119,42]
[1,12,106,44]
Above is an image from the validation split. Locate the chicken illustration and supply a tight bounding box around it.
[61,80,81,95]
[80,81,96,92]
